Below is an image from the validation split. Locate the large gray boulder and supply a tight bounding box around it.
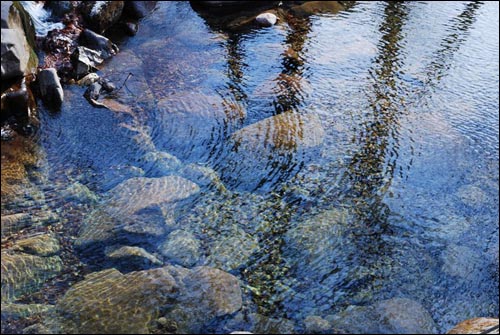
[1,1,38,82]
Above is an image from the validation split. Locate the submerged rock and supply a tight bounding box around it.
[1,252,63,302]
[165,266,243,333]
[222,111,324,190]
[76,176,199,253]
[304,315,332,334]
[441,244,481,280]
[1,303,54,320]
[47,267,179,334]
[206,230,260,271]
[328,298,438,334]
[255,12,277,27]
[11,233,60,257]
[104,245,163,271]
[159,229,201,267]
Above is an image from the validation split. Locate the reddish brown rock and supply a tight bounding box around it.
[447,318,499,334]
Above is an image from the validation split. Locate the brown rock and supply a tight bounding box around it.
[447,317,499,334]
[49,267,179,334]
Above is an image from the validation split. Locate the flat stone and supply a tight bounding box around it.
[76,176,199,251]
[329,298,438,334]
[104,245,163,271]
[231,111,324,153]
[106,175,200,216]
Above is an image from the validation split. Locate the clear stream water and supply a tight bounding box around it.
[1,1,499,333]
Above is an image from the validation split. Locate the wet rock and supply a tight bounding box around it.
[304,315,332,334]
[45,1,75,18]
[160,230,201,267]
[1,303,54,320]
[447,317,499,334]
[76,176,199,252]
[11,233,60,257]
[79,28,119,59]
[84,80,102,101]
[1,77,36,125]
[288,1,345,18]
[256,13,277,27]
[47,267,179,334]
[104,245,163,271]
[123,21,138,36]
[80,1,125,34]
[1,252,63,302]
[165,266,243,333]
[206,230,259,271]
[123,1,157,19]
[37,68,64,110]
[71,46,104,79]
[1,1,38,82]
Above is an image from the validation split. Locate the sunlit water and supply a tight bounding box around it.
[2,1,498,333]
